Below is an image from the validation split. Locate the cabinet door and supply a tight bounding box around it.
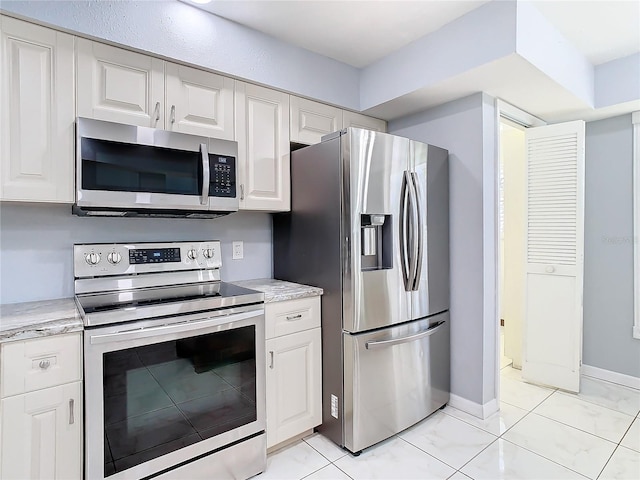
[343,110,387,132]
[165,63,234,140]
[77,39,164,127]
[235,81,290,211]
[290,96,342,145]
[265,328,321,448]
[0,16,74,203]
[1,382,82,480]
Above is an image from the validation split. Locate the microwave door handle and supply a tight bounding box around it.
[200,143,210,206]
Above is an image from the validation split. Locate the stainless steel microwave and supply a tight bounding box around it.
[73,117,239,218]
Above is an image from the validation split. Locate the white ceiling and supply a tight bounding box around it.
[188,0,639,68]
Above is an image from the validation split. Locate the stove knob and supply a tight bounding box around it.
[107,252,122,265]
[187,249,198,260]
[203,248,215,259]
[85,252,100,266]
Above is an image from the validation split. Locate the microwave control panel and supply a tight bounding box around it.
[209,155,236,198]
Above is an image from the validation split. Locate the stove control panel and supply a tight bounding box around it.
[73,241,222,278]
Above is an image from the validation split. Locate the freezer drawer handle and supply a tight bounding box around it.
[365,321,445,350]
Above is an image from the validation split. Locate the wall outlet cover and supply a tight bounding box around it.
[232,241,244,260]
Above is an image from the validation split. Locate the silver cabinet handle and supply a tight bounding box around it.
[269,351,274,369]
[240,184,245,201]
[69,399,75,425]
[170,105,176,124]
[153,101,160,124]
[39,360,50,370]
[286,314,302,321]
[200,143,210,206]
[365,321,445,350]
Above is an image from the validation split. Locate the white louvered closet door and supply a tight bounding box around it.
[522,120,585,393]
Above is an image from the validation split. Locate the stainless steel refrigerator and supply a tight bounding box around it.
[273,128,450,453]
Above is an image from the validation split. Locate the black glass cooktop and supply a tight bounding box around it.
[76,282,262,315]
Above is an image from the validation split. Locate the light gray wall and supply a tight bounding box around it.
[0,204,272,305]
[389,93,495,405]
[0,0,359,110]
[584,114,640,377]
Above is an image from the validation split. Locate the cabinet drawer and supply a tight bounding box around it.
[265,297,320,339]
[1,333,82,398]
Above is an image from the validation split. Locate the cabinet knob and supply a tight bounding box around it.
[545,265,555,273]
[39,359,50,370]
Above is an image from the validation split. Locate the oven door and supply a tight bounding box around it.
[84,304,265,480]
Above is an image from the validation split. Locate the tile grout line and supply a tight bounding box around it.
[554,387,640,418]
[498,437,592,479]
[594,414,639,480]
[396,429,498,474]
[531,408,634,445]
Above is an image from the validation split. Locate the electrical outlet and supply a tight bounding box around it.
[232,241,243,260]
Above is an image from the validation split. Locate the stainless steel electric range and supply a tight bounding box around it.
[74,241,265,480]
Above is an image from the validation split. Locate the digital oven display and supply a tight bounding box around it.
[129,248,181,264]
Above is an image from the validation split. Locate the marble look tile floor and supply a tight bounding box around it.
[260,366,640,479]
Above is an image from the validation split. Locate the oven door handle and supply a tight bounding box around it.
[89,309,262,345]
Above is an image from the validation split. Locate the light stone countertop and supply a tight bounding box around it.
[0,279,322,343]
[231,278,323,303]
[0,298,83,343]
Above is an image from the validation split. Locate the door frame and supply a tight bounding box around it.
[493,99,546,405]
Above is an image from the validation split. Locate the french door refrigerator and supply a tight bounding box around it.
[273,128,450,453]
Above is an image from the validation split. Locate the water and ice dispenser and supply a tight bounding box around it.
[360,214,392,271]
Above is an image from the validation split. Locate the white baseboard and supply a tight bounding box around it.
[449,394,499,419]
[581,364,640,391]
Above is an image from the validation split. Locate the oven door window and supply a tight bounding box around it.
[102,326,256,477]
[81,138,203,195]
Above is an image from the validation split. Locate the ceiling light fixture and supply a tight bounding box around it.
[190,0,213,4]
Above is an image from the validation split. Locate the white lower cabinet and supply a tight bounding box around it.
[265,297,322,449]
[0,382,82,480]
[0,333,83,480]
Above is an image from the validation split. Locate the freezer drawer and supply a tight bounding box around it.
[342,312,450,453]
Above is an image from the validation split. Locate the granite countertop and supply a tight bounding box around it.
[232,278,323,303]
[0,298,83,343]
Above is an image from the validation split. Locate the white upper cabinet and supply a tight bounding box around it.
[343,110,387,132]
[77,40,235,140]
[165,63,234,140]
[0,16,75,203]
[235,81,290,211]
[290,96,343,145]
[77,39,165,127]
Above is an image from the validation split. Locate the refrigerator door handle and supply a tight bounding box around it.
[406,172,419,290]
[365,321,446,349]
[399,171,411,290]
[410,172,423,291]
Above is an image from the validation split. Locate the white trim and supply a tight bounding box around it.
[448,394,500,419]
[582,364,640,391]
[496,99,546,128]
[493,99,547,412]
[633,111,640,339]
